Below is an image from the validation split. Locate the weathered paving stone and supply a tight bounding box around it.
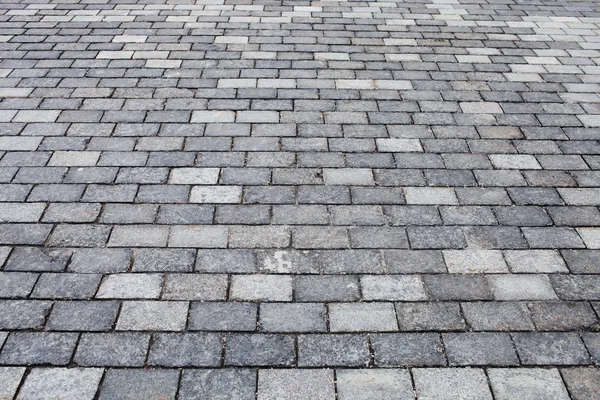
[259,303,326,333]
[257,369,335,400]
[488,368,570,400]
[413,368,493,400]
[179,369,256,400]
[513,332,591,365]
[47,301,119,331]
[396,302,466,331]
[17,368,104,400]
[0,332,78,365]
[443,333,519,366]
[329,303,398,332]
[189,302,258,332]
[74,333,150,367]
[116,301,188,331]
[225,334,295,367]
[0,367,25,400]
[298,334,369,367]
[561,368,600,400]
[0,300,52,329]
[372,333,445,367]
[462,302,535,331]
[98,369,180,400]
[336,369,415,400]
[147,333,222,367]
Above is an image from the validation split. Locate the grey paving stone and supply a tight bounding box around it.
[361,275,427,301]
[0,367,25,400]
[196,249,257,273]
[513,332,591,365]
[0,272,37,298]
[225,334,295,367]
[133,248,194,272]
[31,273,101,299]
[98,369,179,400]
[462,302,535,331]
[179,369,256,400]
[397,302,466,331]
[443,333,519,366]
[47,301,119,331]
[17,368,104,400]
[116,301,188,331]
[74,333,150,367]
[5,247,71,272]
[336,369,415,400]
[0,300,52,329]
[488,368,570,400]
[260,303,326,333]
[561,368,600,400]
[68,248,131,274]
[489,275,558,300]
[257,369,335,400]
[0,332,78,365]
[371,333,445,367]
[189,302,257,332]
[295,275,360,302]
[230,275,292,302]
[413,368,492,400]
[528,302,599,331]
[298,334,369,367]
[148,333,222,367]
[424,275,492,301]
[162,274,227,300]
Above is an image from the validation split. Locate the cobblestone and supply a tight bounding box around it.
[1,0,599,395]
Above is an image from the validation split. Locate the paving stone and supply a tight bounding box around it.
[230,275,292,302]
[116,301,188,331]
[561,368,600,400]
[179,369,256,400]
[189,302,257,332]
[295,275,360,302]
[462,302,535,331]
[47,301,119,331]
[397,302,466,331]
[371,333,445,367]
[225,334,295,366]
[0,272,38,298]
[196,249,257,273]
[330,303,398,332]
[0,300,52,329]
[74,333,150,367]
[6,247,71,272]
[361,275,427,301]
[489,275,558,300]
[413,368,493,400]
[443,250,508,273]
[336,369,414,400]
[0,367,25,400]
[513,332,591,365]
[97,274,162,299]
[488,368,570,400]
[148,333,222,367]
[99,369,179,400]
[504,250,568,273]
[0,332,78,365]
[424,275,492,301]
[443,333,519,366]
[17,368,104,400]
[260,303,326,333]
[134,248,194,272]
[257,369,335,400]
[32,273,101,299]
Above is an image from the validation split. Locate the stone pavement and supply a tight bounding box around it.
[1,0,600,397]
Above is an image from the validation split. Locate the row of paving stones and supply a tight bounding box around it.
[2,223,600,249]
[7,203,600,227]
[0,330,599,367]
[1,109,599,128]
[1,271,600,301]
[3,247,599,274]
[2,367,599,400]
[2,298,600,332]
